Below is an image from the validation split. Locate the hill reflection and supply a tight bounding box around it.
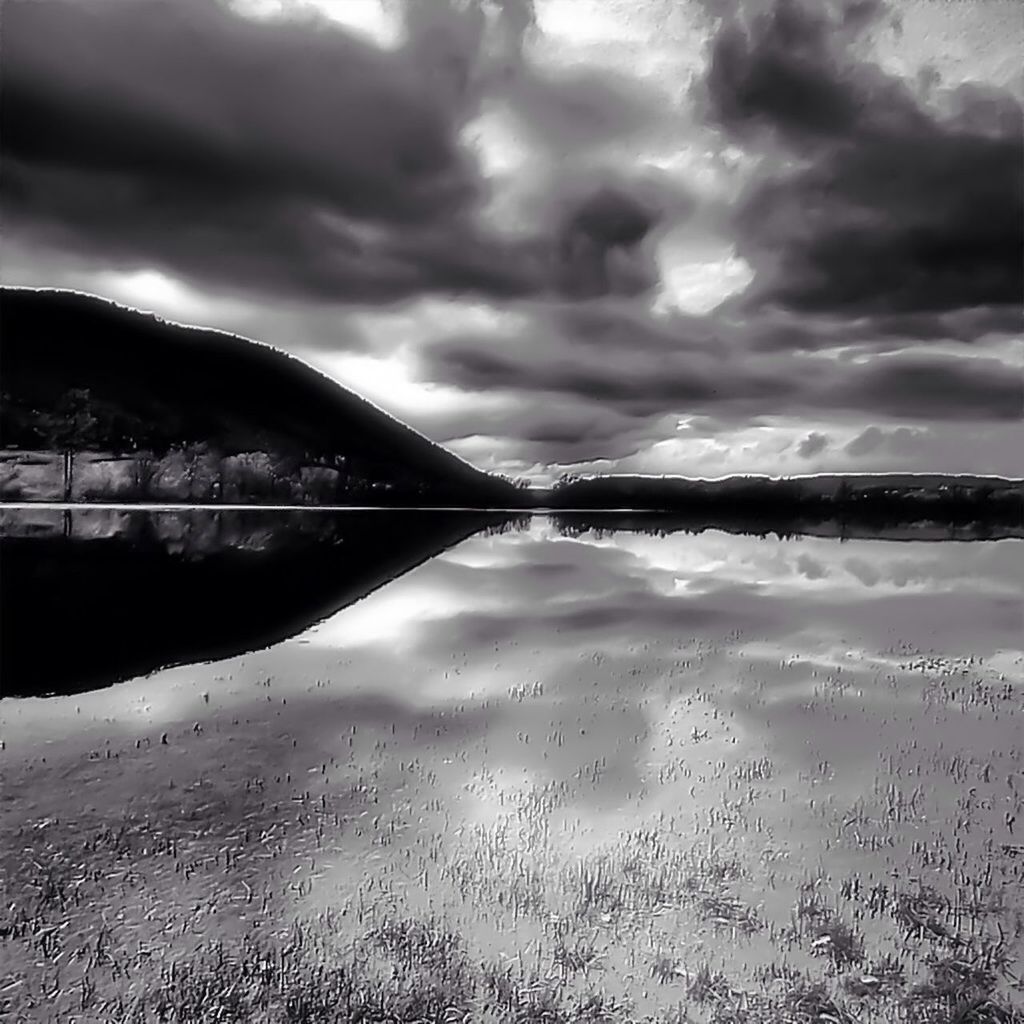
[0,508,515,697]
[553,511,1022,542]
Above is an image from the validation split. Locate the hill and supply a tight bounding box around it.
[546,473,1023,531]
[0,288,516,506]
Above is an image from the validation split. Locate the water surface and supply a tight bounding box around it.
[2,509,1021,1020]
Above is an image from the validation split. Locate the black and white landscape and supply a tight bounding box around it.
[1,1,1022,1022]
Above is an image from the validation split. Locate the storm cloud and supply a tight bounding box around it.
[796,432,830,459]
[415,0,1022,467]
[0,0,670,305]
[418,302,1022,431]
[703,0,1024,321]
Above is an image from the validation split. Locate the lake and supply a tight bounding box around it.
[1,508,1022,1022]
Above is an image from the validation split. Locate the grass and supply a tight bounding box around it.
[2,621,1022,1022]
[12,916,1012,1024]
[4,792,1019,1023]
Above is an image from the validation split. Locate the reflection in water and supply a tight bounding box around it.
[1,513,1022,1020]
[554,510,1024,542]
[0,508,515,696]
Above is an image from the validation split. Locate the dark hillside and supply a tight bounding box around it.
[0,288,513,505]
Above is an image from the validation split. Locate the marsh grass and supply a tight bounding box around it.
[808,918,866,970]
[3,638,1023,1023]
[11,821,1018,1022]
[32,918,1011,1024]
[3,764,1021,1024]
[3,839,1021,1024]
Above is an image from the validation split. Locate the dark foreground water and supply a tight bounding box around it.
[1,508,1022,1021]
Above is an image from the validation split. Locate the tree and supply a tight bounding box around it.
[37,389,99,502]
[495,473,533,490]
[128,450,160,500]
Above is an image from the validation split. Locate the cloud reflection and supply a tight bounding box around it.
[2,516,1020,1006]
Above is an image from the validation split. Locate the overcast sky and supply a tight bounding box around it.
[2,0,1022,481]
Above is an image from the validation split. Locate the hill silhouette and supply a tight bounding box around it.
[0,288,516,506]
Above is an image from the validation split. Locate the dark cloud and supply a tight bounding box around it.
[417,302,1021,441]
[830,353,1024,421]
[421,334,721,407]
[847,307,1023,346]
[703,0,1024,323]
[556,188,659,298]
[566,187,656,249]
[0,0,476,301]
[732,123,1024,318]
[505,63,670,158]
[409,380,673,466]
[2,0,472,221]
[412,0,1022,465]
[703,0,905,147]
[0,0,671,305]
[844,425,925,458]
[416,303,780,419]
[796,432,830,458]
[742,305,1023,354]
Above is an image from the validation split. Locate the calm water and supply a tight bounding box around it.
[2,509,1022,1018]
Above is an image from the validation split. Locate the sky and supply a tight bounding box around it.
[1,0,1022,482]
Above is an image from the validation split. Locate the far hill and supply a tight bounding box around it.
[0,288,517,506]
[546,473,1023,534]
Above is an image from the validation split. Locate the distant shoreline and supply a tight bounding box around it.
[4,470,1022,542]
[4,501,1021,543]
[5,498,1021,514]
[0,501,538,512]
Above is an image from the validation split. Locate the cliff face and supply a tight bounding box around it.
[0,288,512,506]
